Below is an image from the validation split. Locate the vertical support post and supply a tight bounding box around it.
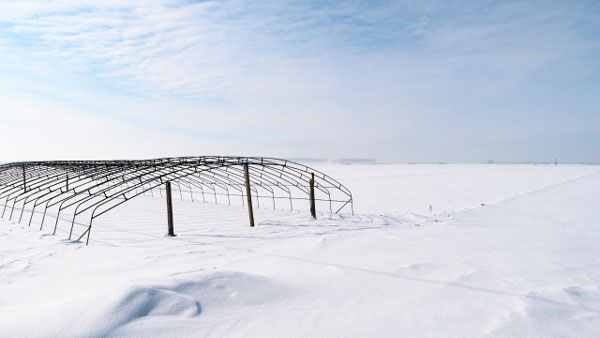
[23,164,26,191]
[66,174,69,191]
[165,181,175,236]
[244,163,255,227]
[309,172,316,218]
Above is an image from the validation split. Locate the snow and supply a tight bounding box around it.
[1,163,600,337]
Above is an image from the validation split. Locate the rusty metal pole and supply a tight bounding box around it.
[244,163,255,227]
[166,181,175,236]
[309,172,316,218]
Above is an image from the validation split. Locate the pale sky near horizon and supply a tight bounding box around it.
[0,0,598,163]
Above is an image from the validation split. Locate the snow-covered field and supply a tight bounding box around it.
[1,163,600,338]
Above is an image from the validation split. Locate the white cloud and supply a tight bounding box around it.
[0,0,598,162]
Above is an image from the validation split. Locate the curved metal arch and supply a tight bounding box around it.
[0,157,354,244]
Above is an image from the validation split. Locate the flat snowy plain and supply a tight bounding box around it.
[1,163,600,338]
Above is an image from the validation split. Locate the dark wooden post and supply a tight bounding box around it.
[309,172,316,218]
[244,163,255,227]
[165,181,175,236]
[66,174,69,191]
[23,164,26,191]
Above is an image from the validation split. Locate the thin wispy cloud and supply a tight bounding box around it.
[0,0,598,162]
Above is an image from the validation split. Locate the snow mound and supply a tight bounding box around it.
[95,285,202,322]
[3,271,291,338]
[78,271,289,336]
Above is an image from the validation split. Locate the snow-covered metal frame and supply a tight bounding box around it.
[0,157,353,244]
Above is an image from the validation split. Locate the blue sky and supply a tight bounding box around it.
[0,0,598,162]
